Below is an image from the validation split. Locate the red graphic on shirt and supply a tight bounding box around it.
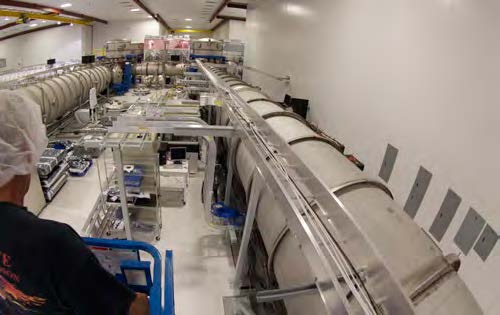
[0,252,46,314]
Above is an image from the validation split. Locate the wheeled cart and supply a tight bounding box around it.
[83,238,174,315]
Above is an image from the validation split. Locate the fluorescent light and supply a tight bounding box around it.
[130,8,140,12]
[3,18,9,21]
[29,24,38,27]
[185,18,192,21]
[60,3,72,8]
[70,23,74,26]
[57,21,61,25]
[185,26,192,29]
[147,15,153,18]
[42,20,46,23]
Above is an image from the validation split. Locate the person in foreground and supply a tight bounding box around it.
[0,90,149,315]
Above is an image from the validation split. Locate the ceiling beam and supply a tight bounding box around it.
[209,0,229,23]
[227,2,247,9]
[132,0,170,30]
[155,14,171,30]
[0,9,91,25]
[211,19,228,32]
[0,0,107,24]
[0,22,69,41]
[216,15,246,22]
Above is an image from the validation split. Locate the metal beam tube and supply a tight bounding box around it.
[234,172,263,288]
[256,284,318,303]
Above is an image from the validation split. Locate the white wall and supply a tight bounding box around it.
[0,25,85,70]
[245,0,500,313]
[229,20,247,43]
[213,20,230,41]
[213,20,247,42]
[92,20,160,51]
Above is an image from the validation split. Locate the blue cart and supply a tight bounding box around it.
[83,238,174,315]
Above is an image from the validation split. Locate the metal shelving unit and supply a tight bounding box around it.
[84,133,161,242]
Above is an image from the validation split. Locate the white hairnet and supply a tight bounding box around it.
[0,90,48,187]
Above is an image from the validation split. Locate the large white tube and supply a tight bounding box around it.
[19,66,111,124]
[210,68,482,315]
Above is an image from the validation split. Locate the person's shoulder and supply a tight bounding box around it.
[24,216,82,245]
[39,219,80,240]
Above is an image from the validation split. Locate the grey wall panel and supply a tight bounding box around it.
[454,208,486,255]
[379,144,398,182]
[474,225,498,261]
[404,166,432,218]
[429,189,462,242]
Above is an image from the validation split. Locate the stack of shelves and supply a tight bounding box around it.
[85,133,162,242]
[37,148,69,201]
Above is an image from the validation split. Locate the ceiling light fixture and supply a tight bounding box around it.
[60,3,72,8]
[185,18,192,21]
[3,18,9,21]
[57,21,61,25]
[185,26,192,29]
[29,24,38,27]
[130,8,140,12]
[147,15,153,18]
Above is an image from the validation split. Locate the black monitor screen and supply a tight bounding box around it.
[171,55,181,62]
[284,94,292,107]
[291,98,309,119]
[170,147,186,160]
[47,58,56,65]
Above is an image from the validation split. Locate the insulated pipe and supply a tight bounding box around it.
[208,67,482,315]
[18,66,111,124]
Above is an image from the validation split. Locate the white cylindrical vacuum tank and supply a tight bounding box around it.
[210,68,483,315]
[18,65,111,124]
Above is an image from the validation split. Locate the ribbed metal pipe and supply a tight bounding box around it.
[18,66,111,124]
[210,67,482,315]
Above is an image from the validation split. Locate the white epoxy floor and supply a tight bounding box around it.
[39,164,236,315]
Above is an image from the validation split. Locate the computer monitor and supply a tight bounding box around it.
[291,97,309,119]
[171,55,181,62]
[170,147,186,161]
[283,94,292,107]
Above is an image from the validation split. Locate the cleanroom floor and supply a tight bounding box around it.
[39,161,236,315]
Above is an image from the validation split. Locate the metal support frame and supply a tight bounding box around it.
[256,283,318,303]
[109,119,235,138]
[234,171,263,288]
[112,148,133,240]
[330,179,394,200]
[288,135,345,154]
[224,135,239,205]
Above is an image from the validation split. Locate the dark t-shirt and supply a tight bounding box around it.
[0,202,136,314]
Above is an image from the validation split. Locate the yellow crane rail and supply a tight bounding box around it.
[0,9,91,26]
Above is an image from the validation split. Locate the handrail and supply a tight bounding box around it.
[227,61,291,82]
